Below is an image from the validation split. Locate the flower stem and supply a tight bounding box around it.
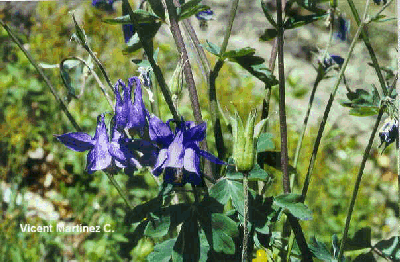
[339,77,397,258]
[0,19,82,132]
[301,2,370,200]
[121,0,179,122]
[163,0,215,182]
[209,0,240,162]
[338,109,383,259]
[60,56,114,109]
[276,0,290,194]
[242,172,249,262]
[104,172,134,210]
[346,0,392,96]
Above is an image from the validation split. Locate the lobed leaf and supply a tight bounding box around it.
[274,193,312,220]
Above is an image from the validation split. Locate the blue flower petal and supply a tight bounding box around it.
[166,131,185,169]
[198,148,226,165]
[153,148,169,176]
[149,115,173,147]
[86,115,112,173]
[184,122,206,142]
[183,146,200,174]
[54,132,94,152]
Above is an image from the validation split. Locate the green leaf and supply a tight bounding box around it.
[225,158,243,180]
[112,234,129,243]
[144,212,171,238]
[147,0,165,20]
[308,237,334,261]
[257,132,274,152]
[374,236,400,261]
[259,28,278,41]
[178,0,210,21]
[348,106,379,117]
[103,10,160,25]
[248,164,270,181]
[125,198,162,223]
[222,47,256,59]
[173,211,200,262]
[168,203,192,229]
[59,58,86,99]
[204,40,221,57]
[250,196,278,234]
[293,0,327,14]
[353,252,376,262]
[210,179,245,216]
[122,22,161,54]
[284,13,328,29]
[199,232,211,262]
[71,13,87,46]
[228,54,278,86]
[339,87,381,117]
[147,239,176,262]
[261,0,277,28]
[210,213,239,254]
[274,194,312,220]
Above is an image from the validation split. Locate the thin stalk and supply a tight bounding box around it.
[337,108,383,258]
[0,19,81,132]
[242,172,249,262]
[292,70,324,174]
[273,0,312,260]
[60,56,113,109]
[122,0,179,122]
[163,0,214,181]
[301,2,370,200]
[104,172,134,210]
[338,76,397,258]
[164,0,203,124]
[181,19,211,79]
[219,0,240,56]
[276,0,290,194]
[346,0,391,96]
[398,0,400,219]
[208,0,240,161]
[81,41,114,93]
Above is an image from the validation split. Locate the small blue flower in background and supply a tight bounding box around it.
[323,54,344,69]
[379,118,398,151]
[150,117,225,185]
[335,15,350,41]
[113,77,148,136]
[55,114,113,174]
[92,0,116,12]
[373,0,387,4]
[123,24,135,43]
[195,9,214,21]
[195,9,214,30]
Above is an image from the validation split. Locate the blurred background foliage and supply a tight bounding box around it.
[0,0,397,261]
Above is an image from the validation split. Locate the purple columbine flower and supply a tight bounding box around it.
[150,116,225,185]
[55,114,113,174]
[113,77,148,136]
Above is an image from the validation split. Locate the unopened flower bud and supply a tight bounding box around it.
[169,58,185,101]
[231,110,268,172]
